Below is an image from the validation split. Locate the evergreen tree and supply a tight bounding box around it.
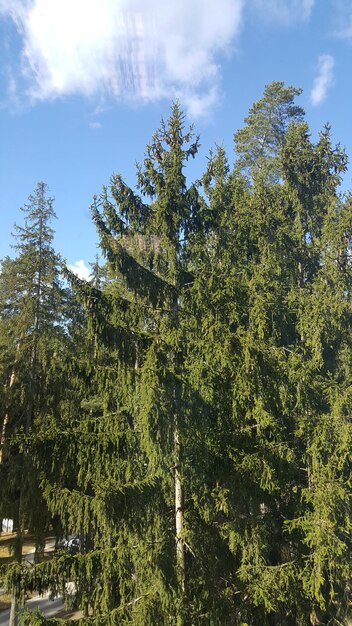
[0,182,71,625]
[278,121,352,624]
[14,105,209,625]
[5,88,352,626]
[234,81,304,184]
[182,88,351,624]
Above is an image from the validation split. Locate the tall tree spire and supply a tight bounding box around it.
[234,81,304,183]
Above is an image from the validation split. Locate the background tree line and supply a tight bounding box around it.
[1,82,352,626]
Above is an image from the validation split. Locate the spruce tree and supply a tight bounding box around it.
[0,182,70,625]
[186,88,352,624]
[16,105,209,625]
[5,89,352,626]
[278,121,352,624]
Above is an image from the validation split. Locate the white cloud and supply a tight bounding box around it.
[0,0,244,116]
[68,259,91,281]
[310,54,334,106]
[250,0,314,23]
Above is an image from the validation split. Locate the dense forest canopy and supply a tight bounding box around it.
[1,82,352,626]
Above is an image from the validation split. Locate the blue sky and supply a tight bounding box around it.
[0,0,352,278]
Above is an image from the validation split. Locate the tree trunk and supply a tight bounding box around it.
[9,523,23,626]
[9,595,18,626]
[0,409,11,465]
[26,341,37,435]
[0,345,22,625]
[172,293,186,601]
[174,414,185,593]
[0,342,21,465]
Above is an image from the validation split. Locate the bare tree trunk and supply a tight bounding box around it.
[1,340,27,625]
[1,355,20,624]
[25,341,37,435]
[174,414,185,593]
[8,530,24,626]
[8,520,23,626]
[10,491,26,626]
[0,411,11,464]
[172,291,186,619]
[9,595,18,626]
[0,341,21,465]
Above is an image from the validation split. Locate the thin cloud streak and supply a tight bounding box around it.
[0,0,244,117]
[334,9,352,40]
[310,54,334,106]
[250,0,314,23]
[89,121,103,130]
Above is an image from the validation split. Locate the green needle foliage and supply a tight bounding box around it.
[3,86,352,626]
[234,81,305,184]
[0,182,81,625]
[0,182,70,539]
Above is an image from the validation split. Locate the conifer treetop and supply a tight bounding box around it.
[234,81,305,184]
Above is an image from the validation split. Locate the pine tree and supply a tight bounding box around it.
[234,81,304,184]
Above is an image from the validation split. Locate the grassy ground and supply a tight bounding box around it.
[0,596,11,611]
[0,530,53,560]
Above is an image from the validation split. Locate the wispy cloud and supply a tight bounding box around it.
[68,259,91,281]
[300,0,315,20]
[333,5,352,40]
[89,121,103,130]
[310,54,334,106]
[0,0,244,117]
[250,0,314,24]
[336,24,352,39]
